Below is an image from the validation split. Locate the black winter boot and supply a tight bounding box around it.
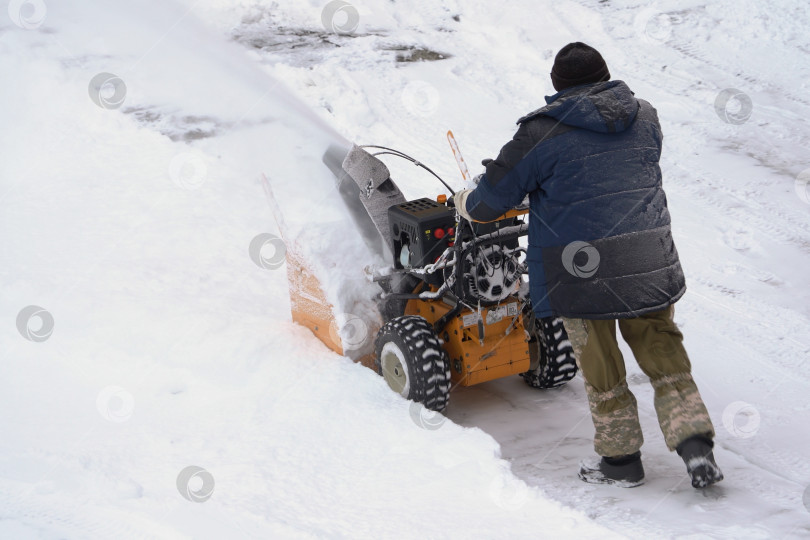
[578,451,645,487]
[677,435,724,488]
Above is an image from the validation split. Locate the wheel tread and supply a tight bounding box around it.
[522,316,578,389]
[375,315,451,411]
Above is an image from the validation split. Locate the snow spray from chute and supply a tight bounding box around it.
[252,104,398,368]
[262,142,409,368]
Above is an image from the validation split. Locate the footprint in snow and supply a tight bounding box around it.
[722,228,758,252]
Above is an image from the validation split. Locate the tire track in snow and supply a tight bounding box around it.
[667,166,810,255]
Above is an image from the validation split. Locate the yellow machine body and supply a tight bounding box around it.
[404,294,530,387]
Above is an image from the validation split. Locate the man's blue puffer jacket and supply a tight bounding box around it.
[465,80,685,320]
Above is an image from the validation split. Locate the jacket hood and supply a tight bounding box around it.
[518,80,640,133]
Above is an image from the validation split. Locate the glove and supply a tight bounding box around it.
[451,188,475,221]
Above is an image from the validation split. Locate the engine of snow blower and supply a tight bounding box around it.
[330,144,577,412]
[393,198,525,356]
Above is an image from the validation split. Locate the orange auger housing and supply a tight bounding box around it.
[285,244,378,370]
[262,163,382,370]
[285,246,342,355]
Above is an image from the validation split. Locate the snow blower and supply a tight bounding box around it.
[310,140,578,412]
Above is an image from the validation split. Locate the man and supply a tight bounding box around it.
[454,42,723,488]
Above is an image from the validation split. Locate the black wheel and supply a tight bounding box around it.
[522,315,578,389]
[374,315,451,411]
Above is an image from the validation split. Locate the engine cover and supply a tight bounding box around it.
[389,198,456,273]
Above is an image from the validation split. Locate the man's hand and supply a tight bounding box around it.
[451,188,475,221]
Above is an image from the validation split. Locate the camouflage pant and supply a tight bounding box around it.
[562,305,715,457]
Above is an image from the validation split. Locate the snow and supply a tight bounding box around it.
[2,0,810,538]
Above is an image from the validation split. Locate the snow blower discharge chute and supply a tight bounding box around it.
[286,140,578,412]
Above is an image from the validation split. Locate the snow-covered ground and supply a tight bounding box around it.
[2,0,810,538]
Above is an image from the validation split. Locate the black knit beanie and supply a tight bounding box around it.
[551,42,611,91]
